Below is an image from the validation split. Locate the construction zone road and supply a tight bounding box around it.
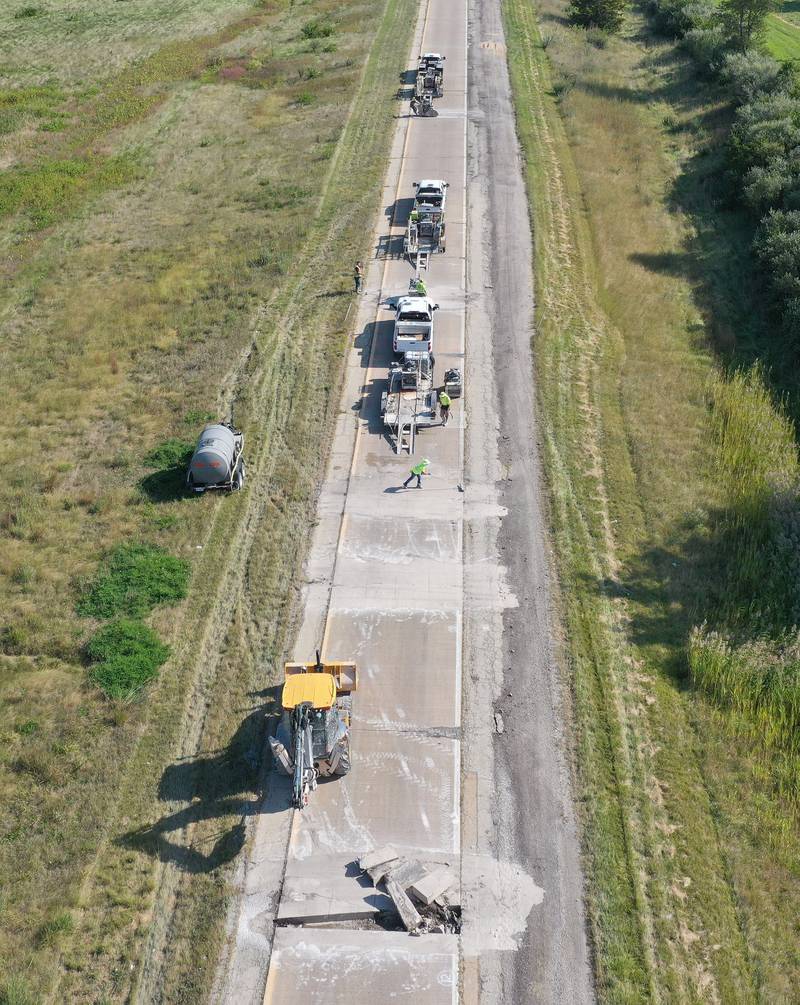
[214,0,593,1001]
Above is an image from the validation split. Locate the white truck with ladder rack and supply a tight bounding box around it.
[392,290,439,356]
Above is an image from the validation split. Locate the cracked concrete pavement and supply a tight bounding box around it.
[213,0,594,1000]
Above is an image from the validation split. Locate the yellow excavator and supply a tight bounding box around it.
[269,652,358,809]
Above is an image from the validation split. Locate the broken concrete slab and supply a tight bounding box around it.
[434,883,461,912]
[366,858,400,885]
[383,857,434,890]
[358,845,399,872]
[410,867,459,906]
[386,876,423,933]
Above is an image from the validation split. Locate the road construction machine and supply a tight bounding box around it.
[187,421,246,493]
[393,292,439,356]
[405,179,448,271]
[416,52,445,99]
[269,654,357,809]
[381,351,437,454]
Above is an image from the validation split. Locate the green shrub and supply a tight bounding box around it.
[754,210,800,331]
[183,409,214,426]
[301,18,334,39]
[77,542,189,619]
[13,5,42,17]
[144,438,194,469]
[86,619,170,700]
[729,92,800,179]
[297,91,314,106]
[720,49,783,103]
[680,25,729,73]
[569,0,626,31]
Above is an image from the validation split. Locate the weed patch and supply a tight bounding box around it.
[77,542,189,619]
[0,977,36,1005]
[0,153,140,229]
[36,912,74,947]
[302,18,334,40]
[86,619,170,700]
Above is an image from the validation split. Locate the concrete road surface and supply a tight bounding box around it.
[215,0,594,1001]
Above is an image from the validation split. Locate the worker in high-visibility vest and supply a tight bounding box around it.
[403,457,431,489]
[414,277,427,296]
[439,389,451,426]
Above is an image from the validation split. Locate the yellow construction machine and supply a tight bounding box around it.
[269,652,358,809]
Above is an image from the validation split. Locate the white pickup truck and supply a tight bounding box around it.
[393,295,439,355]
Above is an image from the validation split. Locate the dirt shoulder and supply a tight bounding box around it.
[461,0,593,1000]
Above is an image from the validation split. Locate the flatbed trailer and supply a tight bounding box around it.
[380,352,437,454]
[405,179,448,270]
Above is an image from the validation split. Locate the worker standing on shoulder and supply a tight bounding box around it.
[403,457,431,489]
[439,388,451,426]
[354,261,364,294]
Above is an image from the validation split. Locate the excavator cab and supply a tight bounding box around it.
[269,653,357,808]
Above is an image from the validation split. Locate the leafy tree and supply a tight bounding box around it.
[569,0,627,32]
[718,0,777,50]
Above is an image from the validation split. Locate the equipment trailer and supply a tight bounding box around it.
[269,654,358,809]
[380,351,437,454]
[416,52,445,99]
[405,179,448,272]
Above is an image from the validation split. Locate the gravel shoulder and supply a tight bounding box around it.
[461,0,594,999]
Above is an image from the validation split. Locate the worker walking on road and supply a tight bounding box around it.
[403,457,431,489]
[439,388,451,426]
[354,261,364,294]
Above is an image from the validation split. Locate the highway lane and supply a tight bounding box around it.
[216,0,593,999]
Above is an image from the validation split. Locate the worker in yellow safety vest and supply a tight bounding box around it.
[414,277,427,296]
[439,389,451,426]
[403,457,431,489]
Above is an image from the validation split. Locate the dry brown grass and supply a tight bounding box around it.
[0,0,415,1000]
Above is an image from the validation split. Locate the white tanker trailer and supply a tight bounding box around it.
[187,422,246,494]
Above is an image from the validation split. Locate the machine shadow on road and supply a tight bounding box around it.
[388,196,414,225]
[117,692,280,873]
[354,318,394,370]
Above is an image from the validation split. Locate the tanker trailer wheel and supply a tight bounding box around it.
[233,461,245,491]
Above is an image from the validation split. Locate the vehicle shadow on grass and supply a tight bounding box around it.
[139,447,195,504]
[117,688,281,874]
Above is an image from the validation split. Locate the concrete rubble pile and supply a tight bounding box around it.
[357,846,461,935]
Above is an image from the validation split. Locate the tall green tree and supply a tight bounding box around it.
[718,0,777,50]
[569,0,626,32]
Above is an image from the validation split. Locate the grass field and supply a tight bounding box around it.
[763,3,800,61]
[505,0,800,1001]
[0,0,416,1001]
